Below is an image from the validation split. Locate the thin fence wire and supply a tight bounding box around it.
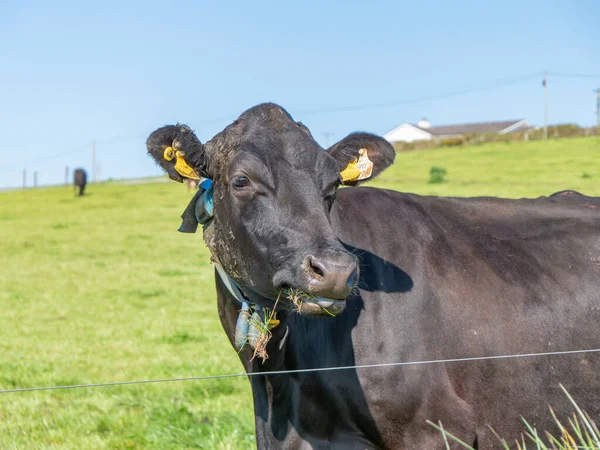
[2,347,599,394]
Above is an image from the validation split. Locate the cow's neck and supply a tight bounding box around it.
[183,179,281,358]
[216,271,360,371]
[216,279,383,448]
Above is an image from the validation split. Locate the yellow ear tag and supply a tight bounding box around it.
[163,146,175,161]
[340,159,360,182]
[340,148,373,182]
[164,146,200,180]
[174,151,200,180]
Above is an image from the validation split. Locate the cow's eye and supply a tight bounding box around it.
[232,176,251,189]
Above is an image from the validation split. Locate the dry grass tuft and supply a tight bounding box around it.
[246,312,272,362]
[243,294,282,363]
[428,384,600,449]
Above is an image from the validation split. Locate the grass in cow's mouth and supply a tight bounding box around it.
[283,288,335,316]
[285,288,306,312]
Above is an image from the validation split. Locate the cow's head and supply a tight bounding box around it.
[146,103,394,316]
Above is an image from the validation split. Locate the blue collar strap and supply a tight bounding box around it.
[194,179,213,224]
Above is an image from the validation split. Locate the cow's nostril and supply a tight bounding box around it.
[346,266,358,288]
[302,254,358,299]
[309,257,325,278]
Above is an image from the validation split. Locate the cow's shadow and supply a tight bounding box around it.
[259,245,413,448]
[345,243,414,294]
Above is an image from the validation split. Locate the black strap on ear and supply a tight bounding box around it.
[178,190,202,233]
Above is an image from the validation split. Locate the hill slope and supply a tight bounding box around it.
[376,136,599,197]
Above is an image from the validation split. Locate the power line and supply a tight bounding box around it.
[294,71,600,117]
[25,135,145,169]
[1,347,599,394]
[17,70,600,165]
[543,71,548,140]
[594,88,600,130]
[295,72,544,115]
[11,70,600,178]
[25,142,92,168]
[92,139,97,182]
[321,131,334,147]
[95,133,147,146]
[21,116,234,170]
[549,72,600,79]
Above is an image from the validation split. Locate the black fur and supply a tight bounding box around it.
[327,132,395,186]
[145,103,600,449]
[145,124,210,182]
[73,168,87,196]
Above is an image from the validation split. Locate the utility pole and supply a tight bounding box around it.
[543,71,548,140]
[322,131,334,148]
[92,139,97,182]
[22,169,26,189]
[594,88,600,134]
[65,166,69,186]
[33,171,37,188]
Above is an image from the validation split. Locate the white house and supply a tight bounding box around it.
[384,118,533,143]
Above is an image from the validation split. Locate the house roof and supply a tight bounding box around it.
[417,119,531,136]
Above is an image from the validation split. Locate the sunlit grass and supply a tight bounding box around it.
[377,136,600,198]
[0,137,598,448]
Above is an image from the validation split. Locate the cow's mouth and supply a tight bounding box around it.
[284,288,347,317]
[301,297,347,316]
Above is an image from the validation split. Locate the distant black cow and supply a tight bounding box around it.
[73,168,87,196]
[146,104,600,449]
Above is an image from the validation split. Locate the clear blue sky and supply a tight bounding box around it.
[1,0,599,188]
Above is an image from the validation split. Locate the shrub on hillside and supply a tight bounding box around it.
[441,137,464,147]
[429,166,447,184]
[393,140,435,152]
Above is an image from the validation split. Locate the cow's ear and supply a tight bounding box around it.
[146,124,211,183]
[327,132,395,186]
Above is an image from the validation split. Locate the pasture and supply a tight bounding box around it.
[1,137,599,449]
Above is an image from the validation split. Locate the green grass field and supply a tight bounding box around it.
[1,137,598,449]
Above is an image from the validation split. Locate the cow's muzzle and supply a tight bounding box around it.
[273,251,359,316]
[303,254,359,299]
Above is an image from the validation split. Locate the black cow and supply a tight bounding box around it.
[73,168,87,196]
[146,103,600,449]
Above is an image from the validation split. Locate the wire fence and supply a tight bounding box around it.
[2,71,600,395]
[2,347,599,394]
